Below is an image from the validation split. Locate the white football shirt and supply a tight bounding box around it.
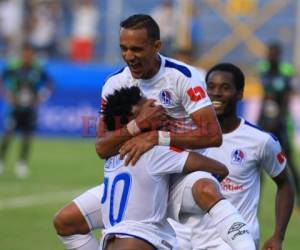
[101,146,188,229]
[100,55,210,132]
[193,118,286,247]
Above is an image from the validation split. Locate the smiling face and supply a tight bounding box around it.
[120,27,161,79]
[206,70,243,117]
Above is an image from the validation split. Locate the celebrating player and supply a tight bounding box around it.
[53,14,255,250]
[181,63,294,250]
[99,86,229,249]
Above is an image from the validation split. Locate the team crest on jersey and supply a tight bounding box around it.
[231,149,246,166]
[159,89,173,107]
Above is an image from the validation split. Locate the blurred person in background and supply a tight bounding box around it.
[0,0,22,57]
[27,0,62,59]
[257,41,300,207]
[70,0,99,62]
[0,43,53,178]
[151,0,176,57]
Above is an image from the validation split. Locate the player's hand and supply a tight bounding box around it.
[135,99,167,131]
[262,236,282,250]
[119,131,158,166]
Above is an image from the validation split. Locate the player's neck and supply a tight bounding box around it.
[144,55,161,79]
[218,115,241,134]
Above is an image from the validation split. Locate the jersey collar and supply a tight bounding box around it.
[138,55,165,88]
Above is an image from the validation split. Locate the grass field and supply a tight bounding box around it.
[0,137,299,250]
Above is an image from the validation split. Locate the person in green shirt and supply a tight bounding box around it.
[0,43,52,178]
[257,41,300,207]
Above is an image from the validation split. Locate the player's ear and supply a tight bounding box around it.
[154,40,161,53]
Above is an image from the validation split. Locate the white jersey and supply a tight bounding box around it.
[193,118,286,247]
[101,55,210,133]
[100,145,189,247]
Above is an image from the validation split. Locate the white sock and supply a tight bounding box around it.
[58,233,99,250]
[208,199,256,250]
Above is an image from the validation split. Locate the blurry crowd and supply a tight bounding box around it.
[0,0,100,61]
[0,0,194,62]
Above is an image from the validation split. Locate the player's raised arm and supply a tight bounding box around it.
[119,75,222,165]
[146,146,228,180]
[183,151,228,180]
[95,86,166,159]
[169,105,222,149]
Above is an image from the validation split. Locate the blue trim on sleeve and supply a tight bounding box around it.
[104,67,125,82]
[165,60,191,78]
[244,120,278,141]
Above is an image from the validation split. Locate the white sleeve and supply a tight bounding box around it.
[178,71,212,114]
[260,136,286,178]
[146,146,189,176]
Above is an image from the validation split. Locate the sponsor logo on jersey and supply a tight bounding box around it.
[228,222,246,234]
[277,151,286,164]
[159,89,173,107]
[161,240,173,250]
[187,86,206,102]
[221,178,244,191]
[231,149,246,165]
[228,222,249,240]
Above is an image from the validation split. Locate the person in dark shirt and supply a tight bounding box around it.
[0,43,53,178]
[258,42,300,207]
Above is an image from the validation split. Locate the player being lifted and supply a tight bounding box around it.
[180,63,294,250]
[99,86,229,249]
[53,14,255,250]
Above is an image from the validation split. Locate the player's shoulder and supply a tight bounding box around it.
[137,145,183,165]
[101,66,132,96]
[241,119,279,144]
[163,56,193,78]
[104,66,129,84]
[162,55,206,89]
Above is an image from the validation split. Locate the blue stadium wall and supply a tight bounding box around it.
[0,61,244,137]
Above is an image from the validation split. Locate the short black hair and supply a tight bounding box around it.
[120,14,160,41]
[103,87,142,131]
[205,63,245,91]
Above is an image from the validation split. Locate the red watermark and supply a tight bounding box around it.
[81,115,220,138]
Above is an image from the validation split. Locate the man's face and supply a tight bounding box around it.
[206,70,242,117]
[120,28,161,79]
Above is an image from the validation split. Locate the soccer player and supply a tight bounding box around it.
[182,63,294,250]
[53,14,255,250]
[257,42,300,207]
[0,43,52,178]
[99,86,229,249]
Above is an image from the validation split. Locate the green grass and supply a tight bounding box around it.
[0,138,299,249]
